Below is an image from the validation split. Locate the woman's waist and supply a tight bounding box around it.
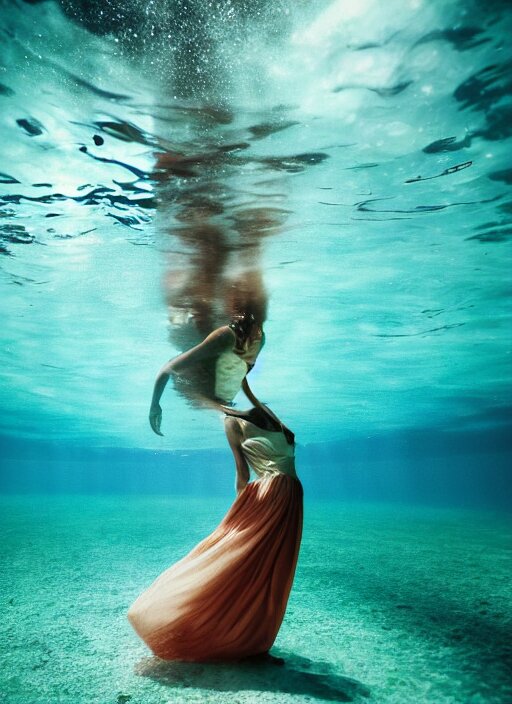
[252,465,299,481]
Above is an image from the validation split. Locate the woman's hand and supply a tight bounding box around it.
[149,403,163,436]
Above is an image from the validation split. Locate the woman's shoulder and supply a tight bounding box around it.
[204,325,236,350]
[223,415,245,443]
[223,414,242,428]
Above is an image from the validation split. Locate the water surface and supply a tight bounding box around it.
[1,0,510,449]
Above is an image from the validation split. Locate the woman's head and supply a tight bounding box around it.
[225,272,267,329]
[229,311,264,350]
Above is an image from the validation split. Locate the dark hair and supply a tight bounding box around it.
[228,312,256,345]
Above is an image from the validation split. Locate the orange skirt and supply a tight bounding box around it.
[128,474,303,661]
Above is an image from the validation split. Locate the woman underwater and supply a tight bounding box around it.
[128,382,303,662]
[149,310,265,435]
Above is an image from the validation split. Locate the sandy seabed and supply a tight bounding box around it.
[1,495,511,704]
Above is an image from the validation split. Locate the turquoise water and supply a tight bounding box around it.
[1,0,511,448]
[1,496,511,704]
[1,0,512,702]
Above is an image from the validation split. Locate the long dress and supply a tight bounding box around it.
[127,418,303,662]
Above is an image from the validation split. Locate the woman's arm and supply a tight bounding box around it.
[224,416,250,495]
[149,326,235,435]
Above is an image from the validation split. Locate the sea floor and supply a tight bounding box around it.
[1,495,511,704]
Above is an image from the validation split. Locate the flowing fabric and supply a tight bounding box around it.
[128,421,303,662]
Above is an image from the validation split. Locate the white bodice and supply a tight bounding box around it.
[237,418,297,479]
[214,336,263,402]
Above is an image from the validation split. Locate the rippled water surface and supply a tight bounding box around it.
[1,0,511,449]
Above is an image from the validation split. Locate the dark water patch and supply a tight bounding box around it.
[472,406,512,426]
[1,186,113,205]
[344,162,379,170]
[350,42,382,51]
[112,180,153,195]
[13,43,130,103]
[475,103,512,141]
[488,168,512,185]
[421,308,444,317]
[422,135,472,153]
[14,275,49,285]
[419,303,474,318]
[354,196,485,214]
[0,81,14,96]
[454,60,512,112]
[153,143,251,179]
[93,134,104,146]
[145,102,234,126]
[78,146,150,180]
[0,185,154,228]
[0,172,20,184]
[153,143,250,183]
[414,27,489,51]
[457,405,512,428]
[32,183,53,188]
[53,227,97,239]
[153,148,329,177]
[355,196,446,214]
[405,160,472,183]
[54,0,134,35]
[352,216,412,221]
[92,120,158,146]
[16,117,44,136]
[248,120,299,140]
[151,142,254,181]
[333,80,412,97]
[260,152,329,173]
[0,223,35,245]
[59,66,131,102]
[466,224,512,242]
[108,213,147,230]
[106,193,155,209]
[374,322,465,337]
[217,142,251,154]
[171,103,234,125]
[346,30,400,52]
[371,80,413,97]
[498,200,512,217]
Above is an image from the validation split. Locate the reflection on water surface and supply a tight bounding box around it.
[0,0,511,448]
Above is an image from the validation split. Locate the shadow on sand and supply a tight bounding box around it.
[134,650,370,702]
